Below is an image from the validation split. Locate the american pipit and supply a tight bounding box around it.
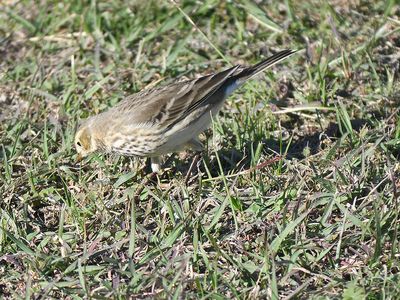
[75,49,297,172]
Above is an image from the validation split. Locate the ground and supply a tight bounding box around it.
[1,0,400,299]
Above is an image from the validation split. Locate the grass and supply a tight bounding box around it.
[1,0,400,298]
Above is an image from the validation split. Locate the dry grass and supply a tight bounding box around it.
[1,0,400,298]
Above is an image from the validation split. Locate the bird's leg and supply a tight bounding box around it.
[185,152,202,185]
[184,137,204,185]
[150,156,162,173]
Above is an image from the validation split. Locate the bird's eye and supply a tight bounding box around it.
[77,141,82,147]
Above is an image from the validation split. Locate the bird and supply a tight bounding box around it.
[75,49,297,172]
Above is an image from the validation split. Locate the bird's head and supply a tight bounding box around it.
[74,124,98,162]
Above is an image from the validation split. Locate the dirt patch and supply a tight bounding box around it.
[0,86,27,124]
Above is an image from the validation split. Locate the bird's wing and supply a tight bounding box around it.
[113,49,297,129]
[160,49,298,130]
[232,49,297,84]
[114,65,240,128]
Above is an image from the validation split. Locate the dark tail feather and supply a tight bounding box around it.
[235,49,298,85]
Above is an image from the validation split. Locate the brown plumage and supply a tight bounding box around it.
[75,49,297,171]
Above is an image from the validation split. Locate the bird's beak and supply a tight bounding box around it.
[76,153,83,163]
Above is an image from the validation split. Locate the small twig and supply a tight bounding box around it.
[238,155,283,176]
[203,155,283,182]
[272,103,335,114]
[283,278,314,300]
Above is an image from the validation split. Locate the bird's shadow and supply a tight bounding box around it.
[171,118,372,179]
